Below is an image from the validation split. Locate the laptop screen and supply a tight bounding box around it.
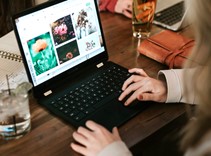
[13,0,105,87]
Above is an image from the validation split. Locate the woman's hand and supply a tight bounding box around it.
[71,120,121,156]
[118,68,167,105]
[115,0,133,18]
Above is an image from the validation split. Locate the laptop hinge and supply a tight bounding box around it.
[96,62,104,68]
[44,90,52,96]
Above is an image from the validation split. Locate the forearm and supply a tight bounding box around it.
[98,141,132,156]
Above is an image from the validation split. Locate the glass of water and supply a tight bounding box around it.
[0,83,32,140]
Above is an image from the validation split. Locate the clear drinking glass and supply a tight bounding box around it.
[132,0,157,38]
[0,83,32,140]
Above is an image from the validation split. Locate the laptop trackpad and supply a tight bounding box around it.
[88,100,145,130]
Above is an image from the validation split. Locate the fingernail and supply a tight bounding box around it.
[138,95,143,100]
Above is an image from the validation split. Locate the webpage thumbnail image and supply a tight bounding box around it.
[51,15,75,46]
[56,40,80,64]
[27,32,58,76]
[72,6,97,40]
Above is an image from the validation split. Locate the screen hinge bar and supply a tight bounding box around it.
[44,90,52,96]
[96,62,104,68]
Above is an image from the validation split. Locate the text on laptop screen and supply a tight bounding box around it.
[14,0,105,86]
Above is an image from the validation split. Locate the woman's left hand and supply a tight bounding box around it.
[71,120,121,156]
[118,68,167,105]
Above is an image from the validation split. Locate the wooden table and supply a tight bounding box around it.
[0,12,194,156]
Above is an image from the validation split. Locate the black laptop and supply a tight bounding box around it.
[12,0,148,130]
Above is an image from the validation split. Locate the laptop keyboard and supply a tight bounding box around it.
[154,1,184,26]
[50,65,131,122]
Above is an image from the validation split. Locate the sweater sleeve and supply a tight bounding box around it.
[185,131,211,156]
[158,69,199,104]
[99,0,118,13]
[98,141,132,156]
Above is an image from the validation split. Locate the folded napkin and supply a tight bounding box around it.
[137,30,195,68]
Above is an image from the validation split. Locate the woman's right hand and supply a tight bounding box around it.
[71,121,121,156]
[115,0,133,18]
[118,68,167,106]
